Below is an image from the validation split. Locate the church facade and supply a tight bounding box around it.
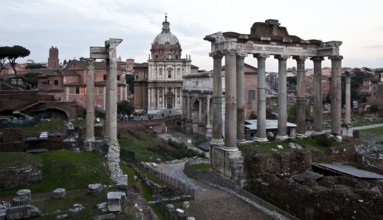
[146,15,193,115]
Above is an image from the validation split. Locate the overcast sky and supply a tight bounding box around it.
[1,0,382,72]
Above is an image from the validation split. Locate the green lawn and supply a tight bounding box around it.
[119,129,166,162]
[0,118,66,134]
[0,152,41,168]
[359,126,383,135]
[239,134,348,156]
[0,150,111,196]
[352,117,383,127]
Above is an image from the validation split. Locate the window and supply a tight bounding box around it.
[168,71,171,78]
[54,80,58,85]
[103,75,107,80]
[117,75,120,80]
[248,90,256,101]
[196,81,198,85]
[75,87,80,94]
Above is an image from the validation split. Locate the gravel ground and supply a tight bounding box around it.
[156,161,272,220]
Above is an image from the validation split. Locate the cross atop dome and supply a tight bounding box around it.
[162,13,170,33]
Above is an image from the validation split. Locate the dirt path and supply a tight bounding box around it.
[156,162,272,220]
[186,180,272,220]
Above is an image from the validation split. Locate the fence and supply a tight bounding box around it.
[144,163,196,199]
[238,188,300,220]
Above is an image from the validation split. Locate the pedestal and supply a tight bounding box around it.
[341,126,353,138]
[210,145,244,187]
[253,136,268,143]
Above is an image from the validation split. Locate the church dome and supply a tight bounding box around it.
[151,15,182,61]
[152,15,180,46]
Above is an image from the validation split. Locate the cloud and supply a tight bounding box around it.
[365,45,383,49]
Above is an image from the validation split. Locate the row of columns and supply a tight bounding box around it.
[210,51,343,148]
[148,87,181,109]
[84,39,122,149]
[182,93,213,137]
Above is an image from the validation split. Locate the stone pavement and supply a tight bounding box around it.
[155,161,274,220]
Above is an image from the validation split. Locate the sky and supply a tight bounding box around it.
[1,0,382,72]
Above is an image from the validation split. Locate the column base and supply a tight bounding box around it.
[312,130,325,136]
[185,120,193,134]
[83,138,96,151]
[107,143,123,184]
[253,136,268,143]
[210,138,224,147]
[237,139,247,144]
[205,124,212,139]
[295,133,307,139]
[341,126,354,138]
[210,145,244,187]
[276,135,289,141]
[327,133,343,142]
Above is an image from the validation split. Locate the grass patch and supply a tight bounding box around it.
[0,118,66,134]
[0,152,41,168]
[119,129,165,162]
[238,134,348,156]
[359,126,383,136]
[0,150,111,196]
[150,203,167,220]
[352,117,383,127]
[239,140,293,156]
[187,163,210,173]
[121,164,137,184]
[119,129,204,162]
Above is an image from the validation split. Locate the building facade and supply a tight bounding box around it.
[37,60,128,111]
[48,46,59,69]
[182,63,258,138]
[146,15,192,115]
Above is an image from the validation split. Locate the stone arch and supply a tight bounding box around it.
[39,108,69,120]
[191,98,200,134]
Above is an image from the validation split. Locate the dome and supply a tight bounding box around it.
[153,32,179,45]
[152,15,180,46]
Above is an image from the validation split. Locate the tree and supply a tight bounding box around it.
[369,105,379,114]
[25,64,46,69]
[125,74,134,95]
[22,72,39,88]
[0,47,7,75]
[117,100,134,115]
[4,45,30,76]
[287,76,297,85]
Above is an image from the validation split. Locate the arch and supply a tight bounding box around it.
[192,99,199,111]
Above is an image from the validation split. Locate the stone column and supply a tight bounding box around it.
[105,38,123,184]
[275,55,289,140]
[344,74,351,125]
[105,39,122,147]
[330,55,343,136]
[104,56,110,140]
[84,58,95,150]
[236,54,246,143]
[186,94,192,133]
[198,97,202,134]
[211,54,224,146]
[225,51,237,149]
[206,95,212,138]
[181,94,186,130]
[311,56,324,133]
[294,56,307,137]
[254,54,269,142]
